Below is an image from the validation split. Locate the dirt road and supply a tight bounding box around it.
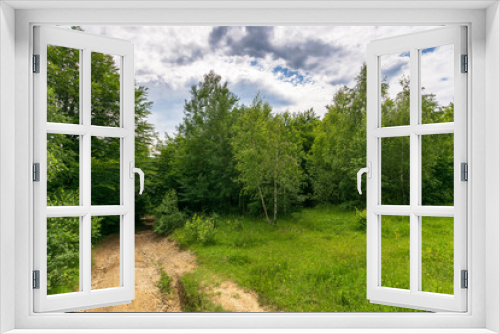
[82,229,265,312]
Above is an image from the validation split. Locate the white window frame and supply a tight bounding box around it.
[1,1,499,333]
[366,26,467,312]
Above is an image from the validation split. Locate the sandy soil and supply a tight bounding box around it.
[81,229,265,312]
[210,280,266,312]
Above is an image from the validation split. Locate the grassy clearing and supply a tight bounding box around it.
[172,205,454,312]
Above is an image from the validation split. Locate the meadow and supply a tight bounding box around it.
[172,206,454,312]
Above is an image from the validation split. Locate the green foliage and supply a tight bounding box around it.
[152,190,187,235]
[47,215,102,295]
[309,65,454,208]
[157,268,173,294]
[184,214,217,245]
[309,64,367,208]
[354,208,367,231]
[172,71,240,212]
[232,96,305,224]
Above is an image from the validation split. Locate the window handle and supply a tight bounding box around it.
[357,162,371,195]
[129,162,145,195]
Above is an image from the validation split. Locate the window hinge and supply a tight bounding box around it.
[461,162,468,182]
[461,54,468,73]
[33,270,40,289]
[461,270,468,289]
[33,163,40,182]
[33,54,40,73]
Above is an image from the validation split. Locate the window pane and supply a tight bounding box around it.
[380,51,410,127]
[47,45,80,124]
[422,134,454,206]
[47,217,80,295]
[381,215,410,290]
[47,134,80,206]
[381,137,410,205]
[91,136,121,205]
[91,52,121,127]
[421,45,454,124]
[421,217,454,294]
[91,216,121,290]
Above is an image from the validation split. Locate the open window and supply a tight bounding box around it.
[33,26,137,312]
[364,26,467,312]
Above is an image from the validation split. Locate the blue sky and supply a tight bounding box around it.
[83,26,453,137]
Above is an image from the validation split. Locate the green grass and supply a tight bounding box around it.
[172,205,454,312]
[157,267,173,294]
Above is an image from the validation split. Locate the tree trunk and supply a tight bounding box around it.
[258,185,271,225]
[273,179,278,225]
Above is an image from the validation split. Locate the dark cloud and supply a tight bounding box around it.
[381,62,407,80]
[209,26,230,46]
[329,76,352,86]
[209,26,346,71]
[169,48,204,65]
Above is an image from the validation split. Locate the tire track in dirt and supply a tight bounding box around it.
[82,229,265,312]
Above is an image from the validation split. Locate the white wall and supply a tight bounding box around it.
[0,2,16,333]
[486,2,500,333]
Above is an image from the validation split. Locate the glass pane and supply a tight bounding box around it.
[91,136,121,205]
[381,137,410,205]
[421,45,454,124]
[421,217,454,294]
[91,216,121,290]
[381,215,410,290]
[47,217,80,295]
[47,45,80,124]
[380,51,410,127]
[91,52,121,127]
[47,134,80,206]
[422,134,454,206]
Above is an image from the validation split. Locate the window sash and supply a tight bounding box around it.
[32,26,136,313]
[366,26,468,312]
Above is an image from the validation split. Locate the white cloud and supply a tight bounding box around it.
[81,25,447,136]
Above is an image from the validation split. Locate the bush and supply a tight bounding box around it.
[185,214,217,245]
[153,190,187,236]
[354,208,367,230]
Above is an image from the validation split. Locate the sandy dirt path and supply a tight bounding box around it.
[82,229,265,312]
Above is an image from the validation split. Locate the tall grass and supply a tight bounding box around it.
[173,206,454,312]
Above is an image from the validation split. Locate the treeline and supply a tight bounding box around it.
[144,67,454,224]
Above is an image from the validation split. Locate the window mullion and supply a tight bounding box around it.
[82,47,92,295]
[409,47,420,295]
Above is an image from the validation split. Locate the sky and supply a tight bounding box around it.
[82,26,453,137]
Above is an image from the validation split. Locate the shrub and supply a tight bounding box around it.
[153,190,187,236]
[185,214,217,245]
[354,208,367,230]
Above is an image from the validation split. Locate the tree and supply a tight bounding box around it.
[174,71,240,212]
[310,64,367,207]
[232,96,304,225]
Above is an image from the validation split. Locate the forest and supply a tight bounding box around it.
[46,38,454,310]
